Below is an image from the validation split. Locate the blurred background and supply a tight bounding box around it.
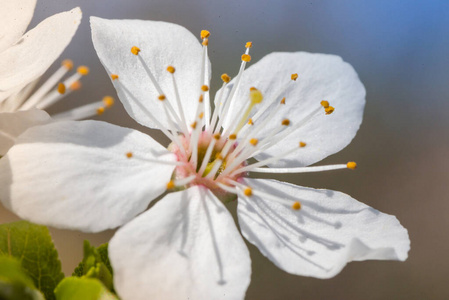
[2,0,449,299]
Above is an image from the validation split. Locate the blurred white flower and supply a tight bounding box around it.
[0,3,113,156]
[0,17,410,300]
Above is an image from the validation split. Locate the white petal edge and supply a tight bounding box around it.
[218,52,365,167]
[0,109,50,156]
[0,7,81,91]
[237,178,410,279]
[91,17,210,131]
[0,120,176,232]
[110,186,251,300]
[0,0,37,52]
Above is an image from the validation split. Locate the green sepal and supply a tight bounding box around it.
[54,277,118,300]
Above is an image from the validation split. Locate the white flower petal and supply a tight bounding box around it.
[0,120,176,232]
[219,52,365,167]
[0,0,37,52]
[0,7,81,91]
[0,109,50,156]
[110,186,251,300]
[237,178,409,279]
[91,17,210,130]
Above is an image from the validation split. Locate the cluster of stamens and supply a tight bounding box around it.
[0,59,114,120]
[119,30,357,208]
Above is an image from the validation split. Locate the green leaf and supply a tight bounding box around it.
[0,221,64,300]
[0,255,45,300]
[54,277,118,300]
[72,241,113,292]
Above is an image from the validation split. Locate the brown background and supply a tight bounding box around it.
[1,0,449,299]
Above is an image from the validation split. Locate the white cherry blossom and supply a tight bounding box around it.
[0,17,410,300]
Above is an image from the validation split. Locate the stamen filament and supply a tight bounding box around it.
[248,164,350,174]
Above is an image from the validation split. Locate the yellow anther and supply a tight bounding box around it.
[96,107,105,115]
[166,180,175,190]
[199,95,204,103]
[111,74,119,80]
[69,81,81,91]
[131,46,140,55]
[299,141,307,148]
[126,152,133,158]
[57,83,66,94]
[249,138,258,146]
[250,89,263,104]
[280,97,286,105]
[191,121,197,129]
[102,96,115,108]
[62,59,73,70]
[221,73,231,83]
[213,133,221,140]
[248,118,254,125]
[282,119,290,126]
[291,73,299,81]
[249,87,257,91]
[243,187,253,197]
[245,41,253,48]
[325,106,335,115]
[347,162,357,170]
[292,201,301,210]
[77,66,89,76]
[201,30,210,39]
[201,85,209,92]
[167,66,175,74]
[158,94,166,101]
[199,112,204,119]
[241,54,251,62]
[320,100,330,108]
[229,134,237,140]
[215,152,223,160]
[202,38,209,46]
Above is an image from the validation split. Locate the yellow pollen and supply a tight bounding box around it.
[249,138,258,146]
[111,74,119,80]
[221,73,231,83]
[131,46,140,55]
[96,107,105,115]
[325,106,335,115]
[199,112,204,119]
[320,100,330,108]
[347,162,357,170]
[199,95,204,103]
[299,141,307,148]
[248,118,254,125]
[244,187,253,197]
[191,121,197,129]
[280,97,286,104]
[126,152,133,158]
[62,59,73,70]
[245,41,253,48]
[102,96,115,108]
[215,153,223,160]
[250,89,263,104]
[69,81,81,90]
[202,38,209,46]
[213,133,221,140]
[241,54,251,62]
[292,201,301,210]
[167,66,175,73]
[291,73,299,81]
[77,66,89,76]
[57,83,66,94]
[282,119,290,126]
[200,30,210,39]
[229,134,237,140]
[201,85,209,92]
[166,180,175,190]
[158,94,166,101]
